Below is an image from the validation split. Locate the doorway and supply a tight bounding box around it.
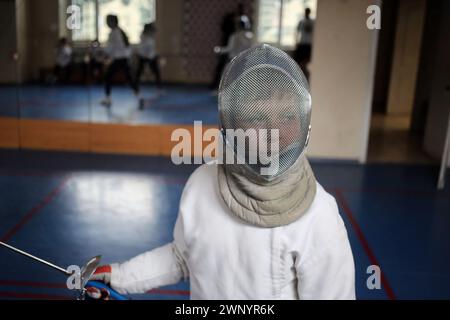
[367,0,437,165]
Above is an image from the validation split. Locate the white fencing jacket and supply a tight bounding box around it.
[106,28,130,60]
[56,45,72,67]
[220,31,255,60]
[110,164,356,299]
[138,35,157,60]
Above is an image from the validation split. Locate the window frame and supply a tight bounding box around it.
[60,0,154,46]
[256,0,315,51]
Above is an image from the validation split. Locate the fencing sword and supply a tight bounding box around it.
[0,241,127,300]
[0,240,102,299]
[0,241,71,275]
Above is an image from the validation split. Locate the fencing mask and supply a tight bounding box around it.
[217,44,316,228]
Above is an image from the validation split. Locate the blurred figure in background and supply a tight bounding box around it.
[134,23,162,96]
[213,15,255,71]
[211,3,251,90]
[294,8,314,79]
[84,39,106,84]
[53,37,72,84]
[101,15,139,107]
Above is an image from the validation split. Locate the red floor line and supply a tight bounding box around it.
[0,291,70,300]
[0,279,190,297]
[333,188,397,300]
[0,280,66,289]
[0,175,71,243]
[147,288,190,296]
[0,170,63,177]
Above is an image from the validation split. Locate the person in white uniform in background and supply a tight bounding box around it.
[84,39,106,83]
[134,23,162,98]
[87,45,355,300]
[101,15,139,107]
[294,8,314,79]
[54,37,72,84]
[297,7,314,46]
[214,15,255,62]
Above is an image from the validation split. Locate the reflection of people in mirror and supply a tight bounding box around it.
[211,4,251,90]
[294,8,314,79]
[53,37,73,84]
[214,15,255,62]
[84,39,105,83]
[134,23,162,95]
[101,15,139,107]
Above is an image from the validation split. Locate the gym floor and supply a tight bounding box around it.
[0,150,449,300]
[0,85,218,124]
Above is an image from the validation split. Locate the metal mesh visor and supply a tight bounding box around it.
[218,44,311,181]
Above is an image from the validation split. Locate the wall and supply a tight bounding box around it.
[13,0,60,82]
[155,0,186,83]
[386,0,426,116]
[412,0,442,133]
[157,0,254,84]
[308,0,380,161]
[16,0,30,82]
[371,0,397,114]
[28,0,60,80]
[182,0,254,84]
[423,0,450,165]
[0,0,18,83]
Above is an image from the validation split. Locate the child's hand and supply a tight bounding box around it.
[85,265,112,300]
[90,265,112,284]
[85,286,111,300]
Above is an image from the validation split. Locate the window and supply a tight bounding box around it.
[64,0,156,44]
[257,0,316,48]
[69,0,96,42]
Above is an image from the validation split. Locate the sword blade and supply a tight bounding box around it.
[0,241,70,275]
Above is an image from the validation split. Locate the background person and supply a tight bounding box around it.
[294,8,314,79]
[101,15,139,107]
[213,16,255,63]
[53,37,73,84]
[134,23,162,95]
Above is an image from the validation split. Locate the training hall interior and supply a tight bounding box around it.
[0,0,449,300]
